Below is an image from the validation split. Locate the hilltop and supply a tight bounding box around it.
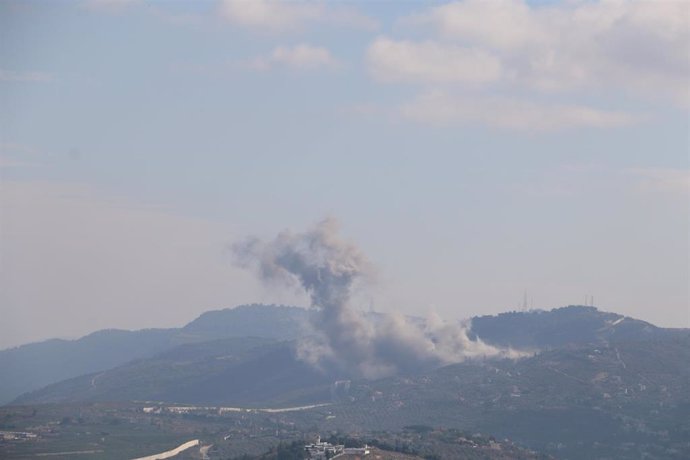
[3,304,678,406]
[0,304,304,405]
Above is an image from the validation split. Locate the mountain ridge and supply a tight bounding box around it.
[1,304,685,405]
[0,304,302,405]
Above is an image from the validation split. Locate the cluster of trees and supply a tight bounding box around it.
[230,441,307,460]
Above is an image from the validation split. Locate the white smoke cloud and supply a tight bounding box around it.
[234,218,525,379]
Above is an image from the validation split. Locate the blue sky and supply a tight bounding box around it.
[1,0,688,348]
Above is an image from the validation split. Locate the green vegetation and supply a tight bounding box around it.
[230,441,307,460]
[0,304,305,405]
[2,305,688,459]
[13,337,335,407]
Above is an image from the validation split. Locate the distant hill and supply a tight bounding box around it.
[322,334,690,459]
[2,304,685,406]
[5,304,689,459]
[0,304,305,405]
[13,337,334,407]
[0,328,178,406]
[470,305,679,349]
[12,333,689,458]
[180,304,307,341]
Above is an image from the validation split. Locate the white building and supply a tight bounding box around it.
[304,436,344,459]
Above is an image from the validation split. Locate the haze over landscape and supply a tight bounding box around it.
[1,2,689,459]
[1,0,688,350]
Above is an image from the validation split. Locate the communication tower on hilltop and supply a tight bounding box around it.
[519,290,532,311]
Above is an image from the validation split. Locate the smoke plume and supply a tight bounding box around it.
[234,218,523,379]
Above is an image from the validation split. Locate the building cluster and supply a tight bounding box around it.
[304,436,370,459]
[0,431,38,441]
[304,437,343,459]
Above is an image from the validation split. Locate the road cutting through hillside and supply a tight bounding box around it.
[130,440,199,460]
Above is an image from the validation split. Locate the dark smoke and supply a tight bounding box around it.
[234,218,524,379]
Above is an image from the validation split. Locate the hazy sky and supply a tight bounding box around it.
[1,0,688,349]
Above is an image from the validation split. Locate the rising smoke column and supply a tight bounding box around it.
[234,218,523,379]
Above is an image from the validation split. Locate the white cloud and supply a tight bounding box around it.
[247,44,340,71]
[218,0,377,33]
[399,0,690,104]
[367,37,502,84]
[82,0,141,13]
[0,69,51,82]
[219,0,321,32]
[626,168,690,194]
[402,0,542,50]
[364,1,687,130]
[400,90,640,131]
